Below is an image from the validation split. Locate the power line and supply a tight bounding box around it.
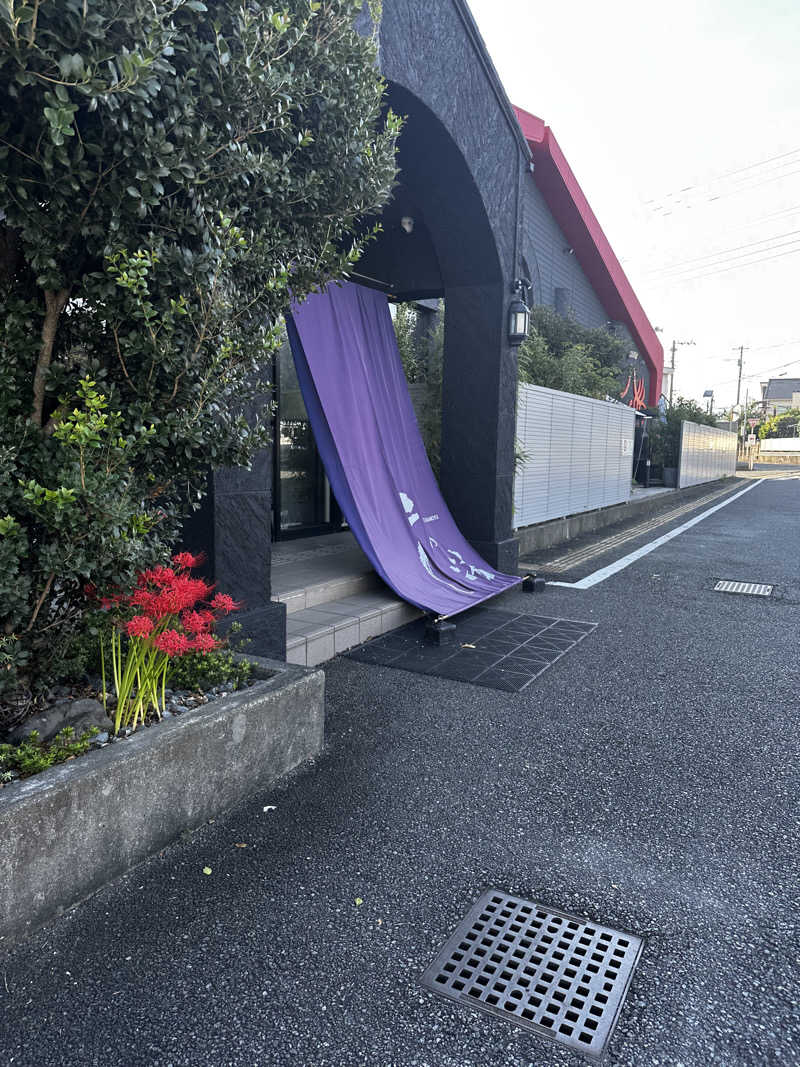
[666,242,800,285]
[656,236,800,283]
[703,356,800,392]
[703,165,800,204]
[623,204,800,273]
[706,145,800,184]
[645,227,800,277]
[726,202,800,232]
[644,145,800,210]
[749,338,800,352]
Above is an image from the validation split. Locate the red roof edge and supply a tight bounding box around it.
[513,105,663,404]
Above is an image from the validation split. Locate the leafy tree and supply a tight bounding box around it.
[391,301,443,474]
[648,396,718,468]
[517,306,629,400]
[0,0,398,712]
[758,409,800,439]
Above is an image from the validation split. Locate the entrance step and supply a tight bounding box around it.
[286,591,422,667]
[274,569,381,615]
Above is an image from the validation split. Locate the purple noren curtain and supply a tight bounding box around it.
[287,281,521,618]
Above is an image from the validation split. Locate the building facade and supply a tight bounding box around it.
[760,377,800,416]
[195,0,663,659]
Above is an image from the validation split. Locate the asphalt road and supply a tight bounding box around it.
[1,475,798,1066]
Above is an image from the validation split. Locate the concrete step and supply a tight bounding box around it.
[286,591,422,667]
[274,569,382,615]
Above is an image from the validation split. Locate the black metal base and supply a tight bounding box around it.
[522,575,546,594]
[424,618,457,646]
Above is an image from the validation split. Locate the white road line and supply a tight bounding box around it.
[549,479,765,590]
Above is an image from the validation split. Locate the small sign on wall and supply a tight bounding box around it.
[621,438,634,456]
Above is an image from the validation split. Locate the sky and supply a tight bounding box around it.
[468,0,800,411]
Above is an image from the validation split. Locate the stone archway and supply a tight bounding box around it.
[357,10,531,571]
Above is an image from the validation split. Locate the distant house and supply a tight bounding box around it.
[760,378,800,416]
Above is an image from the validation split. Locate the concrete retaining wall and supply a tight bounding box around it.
[516,478,737,556]
[0,658,324,950]
[752,453,800,464]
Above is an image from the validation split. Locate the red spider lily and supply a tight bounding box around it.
[172,551,206,571]
[130,588,161,616]
[189,632,218,654]
[153,629,191,657]
[210,592,240,614]
[126,615,154,639]
[181,609,215,634]
[137,565,176,589]
[98,552,240,735]
[153,576,212,617]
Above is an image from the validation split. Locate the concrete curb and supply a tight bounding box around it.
[515,478,738,556]
[0,658,324,951]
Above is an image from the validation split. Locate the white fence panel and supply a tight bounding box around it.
[514,383,635,529]
[677,421,737,488]
[760,437,800,452]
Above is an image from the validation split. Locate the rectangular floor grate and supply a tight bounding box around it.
[345,607,596,692]
[422,890,642,1060]
[714,580,774,597]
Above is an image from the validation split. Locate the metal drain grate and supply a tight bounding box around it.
[714,580,773,596]
[422,890,642,1059]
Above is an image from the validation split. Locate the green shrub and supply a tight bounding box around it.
[0,726,99,779]
[648,396,719,468]
[759,408,800,439]
[166,619,252,692]
[393,303,443,475]
[0,0,399,705]
[167,649,252,694]
[517,307,626,400]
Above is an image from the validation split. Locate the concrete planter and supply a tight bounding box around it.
[0,657,324,951]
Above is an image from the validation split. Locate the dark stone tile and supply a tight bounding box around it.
[473,636,521,653]
[349,646,408,667]
[347,605,596,691]
[214,447,272,495]
[474,669,533,693]
[213,492,272,605]
[233,603,286,660]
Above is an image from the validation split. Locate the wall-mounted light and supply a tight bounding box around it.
[508,278,531,346]
[400,216,414,234]
[562,246,574,255]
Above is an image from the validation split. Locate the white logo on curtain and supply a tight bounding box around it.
[399,491,419,527]
[401,493,495,588]
[427,539,496,583]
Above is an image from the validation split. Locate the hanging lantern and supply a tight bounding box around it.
[508,293,530,346]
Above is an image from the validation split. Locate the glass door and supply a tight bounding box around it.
[273,337,342,539]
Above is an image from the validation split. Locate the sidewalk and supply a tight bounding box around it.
[1,477,798,1066]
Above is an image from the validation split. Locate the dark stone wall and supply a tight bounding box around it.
[378,0,529,571]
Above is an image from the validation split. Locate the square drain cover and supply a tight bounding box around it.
[422,890,642,1059]
[714,580,773,596]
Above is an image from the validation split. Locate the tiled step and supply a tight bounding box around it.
[286,591,422,667]
[274,570,381,615]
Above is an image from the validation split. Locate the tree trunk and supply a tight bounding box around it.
[31,288,69,427]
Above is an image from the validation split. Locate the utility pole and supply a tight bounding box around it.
[733,344,748,407]
[669,341,676,406]
[668,339,695,405]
